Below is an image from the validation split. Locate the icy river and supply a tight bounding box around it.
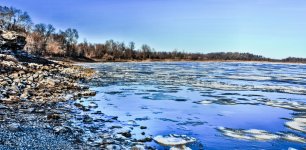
[80,62,306,149]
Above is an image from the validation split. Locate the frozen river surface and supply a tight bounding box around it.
[80,62,306,149]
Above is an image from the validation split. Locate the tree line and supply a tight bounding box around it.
[1,5,306,63]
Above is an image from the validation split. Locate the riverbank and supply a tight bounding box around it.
[2,49,305,149]
[0,50,153,149]
[0,50,97,149]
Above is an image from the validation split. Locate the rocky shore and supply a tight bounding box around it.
[0,49,94,149]
[0,29,160,149]
[0,49,154,149]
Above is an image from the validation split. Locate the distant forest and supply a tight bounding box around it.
[1,5,306,63]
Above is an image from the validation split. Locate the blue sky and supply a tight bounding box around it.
[1,0,306,58]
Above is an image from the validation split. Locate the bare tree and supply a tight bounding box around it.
[62,28,78,56]
[0,6,32,32]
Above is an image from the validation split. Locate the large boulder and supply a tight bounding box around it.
[0,30,27,50]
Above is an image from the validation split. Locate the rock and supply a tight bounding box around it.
[136,136,153,142]
[7,123,21,132]
[20,91,29,99]
[92,110,103,114]
[101,139,115,145]
[0,112,6,121]
[83,115,93,123]
[88,137,103,146]
[45,78,56,87]
[28,76,34,82]
[93,138,103,143]
[118,130,132,138]
[53,126,71,134]
[13,78,20,83]
[1,96,19,104]
[0,30,26,50]
[0,104,8,109]
[19,108,35,113]
[74,102,83,108]
[79,90,96,97]
[140,126,147,129]
[47,113,61,120]
[34,109,45,113]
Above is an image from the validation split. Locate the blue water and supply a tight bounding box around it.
[80,62,306,149]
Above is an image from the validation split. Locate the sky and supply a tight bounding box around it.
[1,0,306,59]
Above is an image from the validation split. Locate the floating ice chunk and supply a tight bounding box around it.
[228,75,271,81]
[244,129,279,141]
[244,129,267,134]
[265,100,306,111]
[218,127,306,143]
[170,145,192,150]
[253,133,279,141]
[153,135,196,146]
[217,127,252,140]
[153,134,196,149]
[285,117,306,133]
[193,80,306,95]
[88,102,98,108]
[197,100,213,105]
[217,127,279,141]
[254,85,306,95]
[195,82,239,91]
[281,133,306,143]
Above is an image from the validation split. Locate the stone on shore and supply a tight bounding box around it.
[7,123,21,132]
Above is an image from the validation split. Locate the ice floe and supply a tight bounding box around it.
[265,100,306,111]
[227,75,271,81]
[153,134,196,149]
[285,117,306,133]
[217,127,278,141]
[195,99,237,105]
[280,133,306,143]
[217,127,306,143]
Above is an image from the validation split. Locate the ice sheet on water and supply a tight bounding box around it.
[86,62,306,95]
[78,62,306,148]
[195,97,306,111]
[227,75,272,81]
[281,133,306,143]
[142,93,187,101]
[218,127,306,143]
[153,134,196,149]
[285,116,306,133]
[265,100,306,111]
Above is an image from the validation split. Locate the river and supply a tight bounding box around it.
[79,62,306,149]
